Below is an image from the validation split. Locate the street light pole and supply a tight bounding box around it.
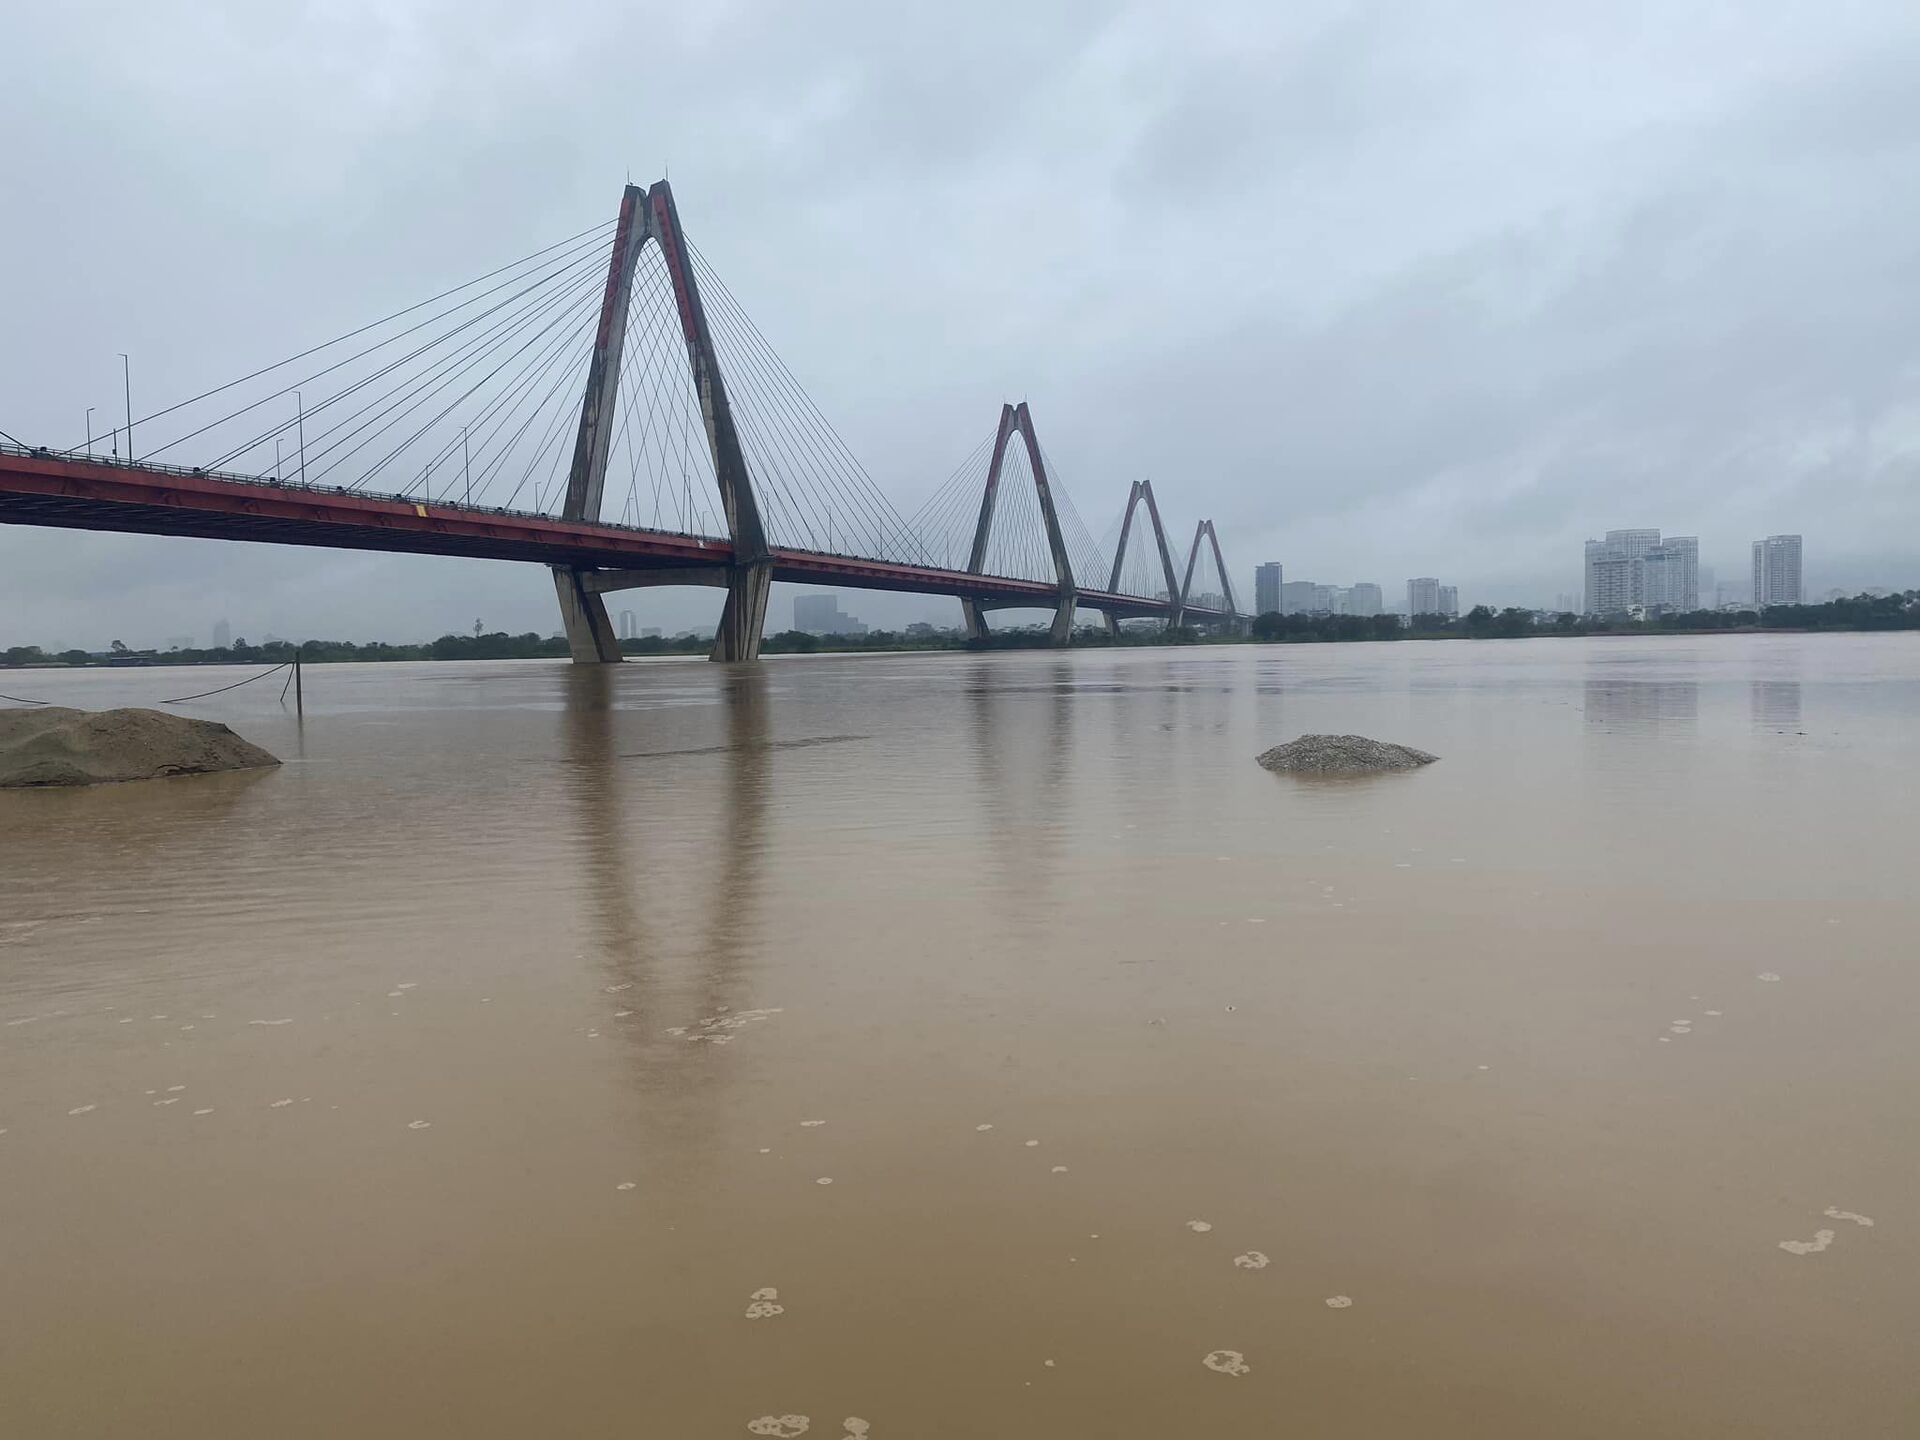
[118,354,133,461]
[296,391,307,486]
[463,426,471,505]
[85,408,95,458]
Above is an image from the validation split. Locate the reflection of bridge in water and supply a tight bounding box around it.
[2,180,1241,660]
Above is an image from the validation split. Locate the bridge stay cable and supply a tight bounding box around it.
[342,282,607,495]
[198,249,606,479]
[50,220,618,458]
[113,231,617,472]
[328,278,604,492]
[687,243,930,567]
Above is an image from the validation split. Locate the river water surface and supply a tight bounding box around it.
[2,636,1916,1437]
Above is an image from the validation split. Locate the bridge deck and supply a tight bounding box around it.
[0,447,1223,621]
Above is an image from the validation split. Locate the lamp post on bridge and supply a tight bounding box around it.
[85,408,94,458]
[118,354,133,462]
[295,391,307,487]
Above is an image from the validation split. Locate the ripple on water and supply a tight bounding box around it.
[1824,1208,1874,1227]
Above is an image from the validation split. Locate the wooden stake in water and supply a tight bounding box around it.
[294,652,303,718]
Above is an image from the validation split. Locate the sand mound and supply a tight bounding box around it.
[1255,733,1437,775]
[0,706,279,788]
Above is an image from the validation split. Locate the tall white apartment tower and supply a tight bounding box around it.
[1643,536,1699,613]
[1752,535,1803,607]
[1584,528,1662,615]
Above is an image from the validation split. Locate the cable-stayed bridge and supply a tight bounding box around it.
[0,180,1240,661]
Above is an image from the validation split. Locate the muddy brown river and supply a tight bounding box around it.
[2,636,1915,1437]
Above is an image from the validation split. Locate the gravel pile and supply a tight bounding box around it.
[1255,733,1438,775]
[0,706,280,787]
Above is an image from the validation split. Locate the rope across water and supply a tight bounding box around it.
[0,661,294,709]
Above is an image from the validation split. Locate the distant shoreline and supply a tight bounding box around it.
[5,593,1915,671]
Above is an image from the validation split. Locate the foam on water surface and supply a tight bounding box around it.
[1779,1229,1835,1256]
[747,1416,809,1436]
[1202,1349,1249,1376]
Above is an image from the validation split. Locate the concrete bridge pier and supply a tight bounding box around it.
[962,596,1076,646]
[712,561,773,662]
[552,566,622,663]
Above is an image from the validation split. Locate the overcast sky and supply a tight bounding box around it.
[6,0,1920,648]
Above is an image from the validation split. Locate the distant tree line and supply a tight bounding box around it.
[1246,592,1920,644]
[5,593,1915,669]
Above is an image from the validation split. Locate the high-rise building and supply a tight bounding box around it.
[1254,562,1283,616]
[1278,581,1320,614]
[618,609,638,640]
[212,618,231,649]
[1312,584,1340,614]
[1553,593,1578,615]
[1752,535,1803,608]
[1585,544,1633,615]
[1348,583,1382,618]
[1407,577,1441,615]
[1584,529,1661,615]
[793,593,868,636]
[1642,536,1699,614]
[1437,584,1458,617]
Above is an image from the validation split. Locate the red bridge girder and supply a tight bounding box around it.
[0,447,1223,620]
